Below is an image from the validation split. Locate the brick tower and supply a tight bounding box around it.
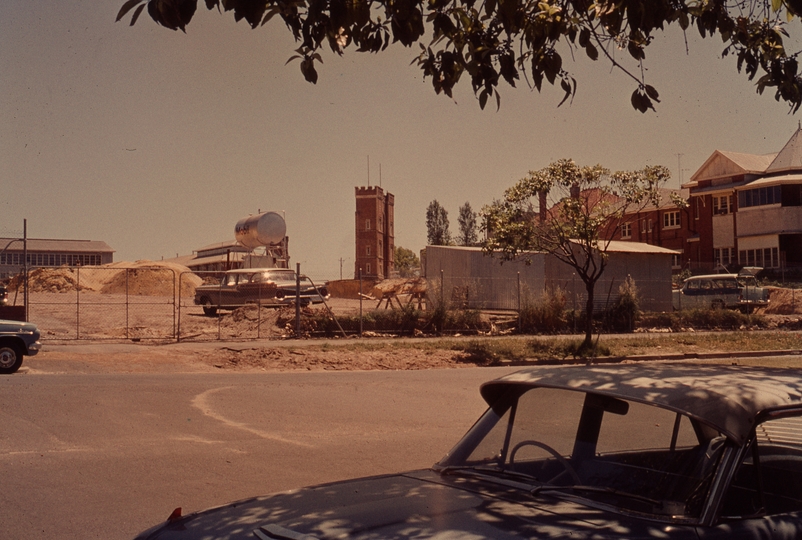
[355,186,395,279]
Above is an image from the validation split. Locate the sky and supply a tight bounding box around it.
[3,2,802,281]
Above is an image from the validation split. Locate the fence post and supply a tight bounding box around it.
[440,270,444,307]
[177,271,183,342]
[76,266,81,339]
[295,263,301,337]
[517,272,521,333]
[125,269,130,340]
[359,268,363,338]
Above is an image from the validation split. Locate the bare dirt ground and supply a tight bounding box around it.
[11,265,802,375]
[24,340,478,375]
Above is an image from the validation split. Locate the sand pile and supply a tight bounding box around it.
[762,287,802,314]
[100,261,201,297]
[8,260,201,297]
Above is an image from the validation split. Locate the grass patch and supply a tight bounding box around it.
[289,331,802,364]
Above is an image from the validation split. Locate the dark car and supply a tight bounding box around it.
[133,365,802,539]
[193,268,329,316]
[0,319,41,374]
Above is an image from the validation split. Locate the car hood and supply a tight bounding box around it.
[133,470,693,539]
[0,319,37,333]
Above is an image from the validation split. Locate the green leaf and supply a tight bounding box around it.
[301,57,319,83]
[116,0,144,22]
[130,3,146,25]
[479,89,488,109]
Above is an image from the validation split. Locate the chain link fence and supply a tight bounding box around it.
[8,266,676,341]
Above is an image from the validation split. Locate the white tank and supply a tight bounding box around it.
[234,212,286,248]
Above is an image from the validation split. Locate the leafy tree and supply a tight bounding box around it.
[426,200,451,246]
[394,246,420,277]
[118,0,802,112]
[481,159,669,349]
[457,202,478,246]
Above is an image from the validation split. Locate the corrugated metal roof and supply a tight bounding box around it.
[718,150,776,173]
[738,173,802,188]
[185,252,247,268]
[766,128,802,172]
[601,240,679,254]
[0,238,114,253]
[195,240,247,253]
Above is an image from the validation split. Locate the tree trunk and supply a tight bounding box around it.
[584,280,595,349]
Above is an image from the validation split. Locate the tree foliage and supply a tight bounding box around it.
[118,0,802,112]
[394,245,421,277]
[457,201,478,246]
[426,200,452,245]
[481,158,669,347]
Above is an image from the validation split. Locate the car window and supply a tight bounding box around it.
[720,414,802,518]
[225,274,238,286]
[701,280,712,290]
[269,272,296,282]
[686,280,700,290]
[442,388,724,520]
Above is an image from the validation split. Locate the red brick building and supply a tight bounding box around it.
[354,186,395,279]
[609,128,802,274]
[608,188,694,271]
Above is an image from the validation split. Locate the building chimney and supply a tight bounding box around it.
[570,183,580,199]
[539,191,547,222]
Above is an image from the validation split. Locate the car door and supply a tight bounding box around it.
[218,272,242,308]
[681,279,703,309]
[699,412,802,539]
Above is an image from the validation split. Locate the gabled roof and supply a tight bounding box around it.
[686,150,775,187]
[766,127,802,173]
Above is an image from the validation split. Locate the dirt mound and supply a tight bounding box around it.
[763,287,802,314]
[9,267,98,293]
[100,261,201,297]
[8,261,201,296]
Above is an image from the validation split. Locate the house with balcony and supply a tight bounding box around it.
[682,127,802,273]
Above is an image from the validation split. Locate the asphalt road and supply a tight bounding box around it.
[0,367,516,540]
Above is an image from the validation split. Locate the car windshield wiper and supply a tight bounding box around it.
[437,465,541,485]
[532,484,660,506]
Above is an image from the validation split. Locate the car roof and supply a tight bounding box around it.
[684,274,739,280]
[225,268,293,274]
[480,365,802,445]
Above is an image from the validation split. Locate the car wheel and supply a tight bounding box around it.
[0,343,23,375]
[202,298,217,317]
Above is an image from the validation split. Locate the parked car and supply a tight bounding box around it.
[133,365,802,539]
[0,319,41,374]
[194,268,329,316]
[672,268,769,312]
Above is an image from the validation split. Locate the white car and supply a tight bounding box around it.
[673,269,769,312]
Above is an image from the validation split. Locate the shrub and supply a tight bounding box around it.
[602,276,640,333]
[518,287,568,333]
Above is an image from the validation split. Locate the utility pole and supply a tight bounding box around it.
[676,153,684,187]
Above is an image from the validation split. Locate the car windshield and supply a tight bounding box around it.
[267,271,297,282]
[436,387,726,521]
